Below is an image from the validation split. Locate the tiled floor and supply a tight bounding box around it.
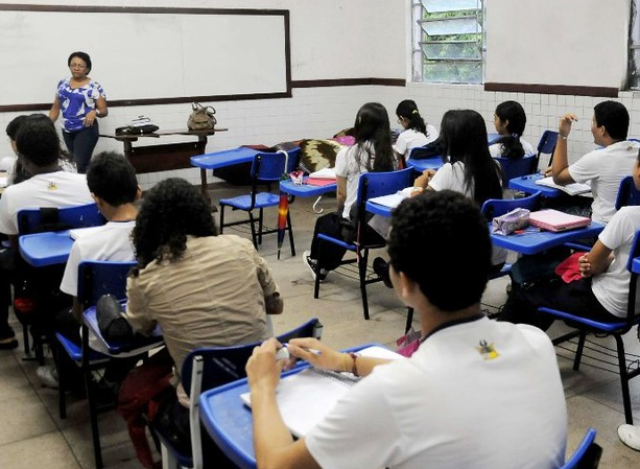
[2,184,640,468]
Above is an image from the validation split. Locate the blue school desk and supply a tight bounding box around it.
[279,179,337,197]
[200,344,380,469]
[633,257,640,275]
[19,231,74,267]
[191,147,261,202]
[365,199,395,218]
[490,222,604,255]
[406,157,444,173]
[508,174,563,198]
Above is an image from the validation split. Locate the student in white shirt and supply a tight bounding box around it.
[489,100,535,159]
[549,100,640,224]
[303,103,396,280]
[0,115,92,350]
[247,191,567,469]
[393,100,438,160]
[499,149,640,331]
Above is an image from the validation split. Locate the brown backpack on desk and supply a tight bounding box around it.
[187,102,216,131]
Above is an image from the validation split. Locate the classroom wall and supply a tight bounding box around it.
[2,0,640,190]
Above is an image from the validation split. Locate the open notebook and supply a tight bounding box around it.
[240,346,402,437]
[534,176,591,196]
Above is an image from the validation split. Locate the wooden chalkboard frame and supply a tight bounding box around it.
[0,4,292,112]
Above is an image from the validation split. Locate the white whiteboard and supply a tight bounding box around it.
[0,6,290,109]
[486,0,629,90]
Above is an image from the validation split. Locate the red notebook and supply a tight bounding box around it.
[306,178,336,187]
[528,209,591,232]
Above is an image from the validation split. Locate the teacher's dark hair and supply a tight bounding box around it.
[15,114,60,167]
[133,178,217,269]
[68,51,92,73]
[388,190,491,312]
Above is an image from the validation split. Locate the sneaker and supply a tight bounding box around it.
[303,251,327,282]
[37,365,60,389]
[373,257,393,288]
[618,424,640,451]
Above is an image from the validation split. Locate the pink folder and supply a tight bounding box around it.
[528,209,591,232]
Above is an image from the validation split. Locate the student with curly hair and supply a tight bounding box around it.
[489,100,535,160]
[121,178,282,463]
[303,103,397,280]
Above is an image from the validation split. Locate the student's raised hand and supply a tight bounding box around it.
[286,338,345,372]
[578,254,592,278]
[246,338,287,393]
[558,113,578,138]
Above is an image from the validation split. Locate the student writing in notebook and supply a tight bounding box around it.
[247,191,567,469]
[499,150,640,331]
[547,100,640,223]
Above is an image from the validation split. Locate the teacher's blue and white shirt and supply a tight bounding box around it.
[56,78,106,132]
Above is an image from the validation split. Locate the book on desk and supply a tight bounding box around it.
[534,176,591,196]
[240,346,401,437]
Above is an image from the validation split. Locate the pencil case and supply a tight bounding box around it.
[492,208,530,235]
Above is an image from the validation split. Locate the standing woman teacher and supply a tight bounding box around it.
[49,51,108,173]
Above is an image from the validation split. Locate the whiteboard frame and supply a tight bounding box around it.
[0,4,292,111]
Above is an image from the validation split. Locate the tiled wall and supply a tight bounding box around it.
[2,84,639,190]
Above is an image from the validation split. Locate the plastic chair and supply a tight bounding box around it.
[495,153,537,186]
[539,230,640,424]
[15,203,107,363]
[481,191,542,280]
[156,317,323,469]
[55,260,139,469]
[615,176,640,211]
[561,428,602,469]
[219,148,300,255]
[534,130,559,173]
[314,167,414,320]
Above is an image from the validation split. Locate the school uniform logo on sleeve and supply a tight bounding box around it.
[47,182,58,191]
[476,339,499,360]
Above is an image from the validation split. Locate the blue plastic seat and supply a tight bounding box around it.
[219,148,300,255]
[314,167,414,320]
[561,428,601,469]
[155,317,323,469]
[615,175,640,211]
[539,230,640,425]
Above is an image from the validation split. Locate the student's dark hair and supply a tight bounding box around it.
[133,178,217,268]
[352,102,395,173]
[439,109,502,206]
[6,115,28,140]
[15,114,60,167]
[494,101,526,160]
[86,152,138,206]
[68,51,92,74]
[396,99,428,136]
[594,100,629,141]
[388,190,491,311]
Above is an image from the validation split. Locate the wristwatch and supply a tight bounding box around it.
[95,109,101,117]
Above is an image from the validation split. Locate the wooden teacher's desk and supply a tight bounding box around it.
[100,128,228,174]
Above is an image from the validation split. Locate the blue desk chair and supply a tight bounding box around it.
[481,191,542,280]
[562,428,601,469]
[314,167,414,320]
[15,203,106,363]
[495,153,537,186]
[534,130,559,172]
[156,317,323,469]
[219,148,300,255]
[539,230,640,425]
[615,176,640,211]
[55,260,138,469]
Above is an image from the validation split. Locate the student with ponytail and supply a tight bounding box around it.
[393,99,439,159]
[489,100,535,160]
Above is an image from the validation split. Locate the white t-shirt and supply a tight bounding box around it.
[489,137,535,158]
[393,125,439,157]
[592,206,640,317]
[0,171,93,235]
[334,143,379,219]
[60,221,136,297]
[305,316,567,469]
[428,161,507,266]
[568,140,640,224]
